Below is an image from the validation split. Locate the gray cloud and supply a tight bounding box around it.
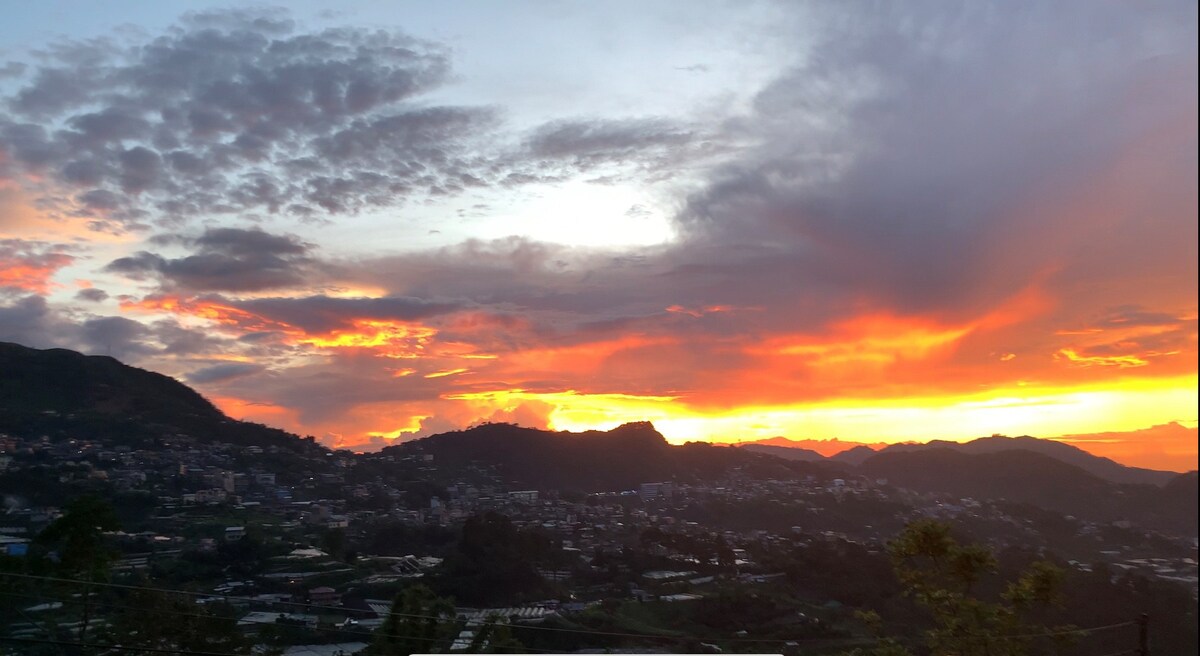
[0,62,26,79]
[675,1,1197,319]
[0,296,60,347]
[105,227,319,292]
[75,288,110,302]
[233,294,460,333]
[0,9,733,234]
[185,362,267,384]
[150,318,241,357]
[0,10,495,229]
[324,0,1196,355]
[524,118,693,168]
[79,315,154,359]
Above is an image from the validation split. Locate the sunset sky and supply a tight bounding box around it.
[1,2,1196,468]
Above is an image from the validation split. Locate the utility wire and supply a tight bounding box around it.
[1003,620,1135,639]
[0,635,245,656]
[0,571,1142,647]
[0,570,874,646]
[0,589,566,654]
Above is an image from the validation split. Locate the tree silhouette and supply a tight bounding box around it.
[35,495,119,580]
[847,519,1074,656]
[369,584,457,655]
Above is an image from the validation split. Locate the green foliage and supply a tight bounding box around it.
[438,512,559,604]
[466,615,525,653]
[35,495,119,580]
[369,584,457,655]
[322,528,347,561]
[695,586,794,631]
[846,520,1074,656]
[101,588,255,655]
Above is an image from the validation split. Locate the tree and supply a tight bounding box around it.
[439,512,555,604]
[35,495,119,579]
[467,615,525,653]
[102,588,255,655]
[322,527,347,561]
[369,584,457,655]
[34,495,120,644]
[847,520,1073,656]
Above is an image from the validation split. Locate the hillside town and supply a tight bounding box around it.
[2,424,1196,655]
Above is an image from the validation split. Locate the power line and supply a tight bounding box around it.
[0,570,1144,647]
[0,589,566,654]
[0,571,877,646]
[0,635,244,656]
[1003,620,1136,639]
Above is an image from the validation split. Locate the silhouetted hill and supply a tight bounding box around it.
[1160,471,1198,527]
[739,443,826,462]
[735,436,888,458]
[736,432,1181,485]
[860,449,1195,534]
[0,341,314,451]
[879,435,1177,486]
[387,422,832,492]
[861,449,1113,508]
[831,445,879,466]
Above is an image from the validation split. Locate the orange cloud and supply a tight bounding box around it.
[209,395,300,426]
[0,243,74,294]
[1057,348,1150,368]
[754,313,972,366]
[122,294,442,359]
[298,319,437,358]
[122,295,295,334]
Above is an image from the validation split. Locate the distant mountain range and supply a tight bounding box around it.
[739,432,1186,486]
[2,341,1195,534]
[381,421,827,492]
[735,435,889,457]
[858,448,1196,534]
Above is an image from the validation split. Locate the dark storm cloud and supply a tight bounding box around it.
[105,227,319,292]
[0,9,497,228]
[185,362,266,384]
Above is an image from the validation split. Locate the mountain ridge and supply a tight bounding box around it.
[382,420,831,492]
[736,431,1185,485]
[2,341,1193,534]
[0,341,318,453]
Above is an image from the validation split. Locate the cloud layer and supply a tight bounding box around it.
[1,3,1196,462]
[0,9,494,230]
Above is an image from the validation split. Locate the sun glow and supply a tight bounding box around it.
[299,319,437,357]
[469,375,1199,449]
